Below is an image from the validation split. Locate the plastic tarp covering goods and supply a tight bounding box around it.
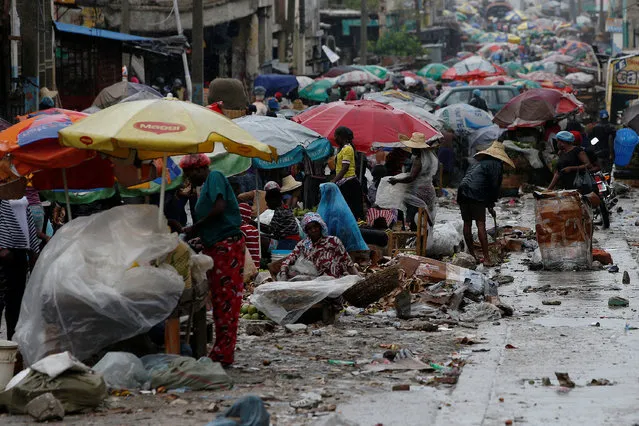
[14,205,185,365]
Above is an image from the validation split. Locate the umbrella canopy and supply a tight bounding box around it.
[522,71,571,91]
[385,102,445,131]
[292,100,442,153]
[516,22,537,32]
[233,115,332,169]
[363,90,436,110]
[442,56,505,81]
[323,66,358,78]
[254,74,299,97]
[564,72,595,87]
[0,109,94,175]
[417,63,449,80]
[434,104,494,136]
[335,70,384,87]
[507,79,542,89]
[457,3,478,15]
[92,82,162,109]
[501,61,527,77]
[354,65,390,80]
[493,88,583,129]
[542,54,575,65]
[296,76,314,89]
[299,79,335,103]
[59,98,277,161]
[470,75,514,86]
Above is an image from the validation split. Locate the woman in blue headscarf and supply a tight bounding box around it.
[278,212,356,280]
[317,183,368,252]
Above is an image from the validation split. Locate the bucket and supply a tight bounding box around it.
[614,128,639,167]
[0,340,18,391]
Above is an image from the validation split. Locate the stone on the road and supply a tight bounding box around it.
[25,393,64,422]
[608,296,629,307]
[623,271,630,284]
[284,323,308,333]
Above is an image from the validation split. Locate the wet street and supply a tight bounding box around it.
[338,191,639,426]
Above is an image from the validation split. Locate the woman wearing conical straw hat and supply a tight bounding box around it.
[457,140,515,267]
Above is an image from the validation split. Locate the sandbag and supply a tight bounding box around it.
[13,205,185,365]
[141,355,232,391]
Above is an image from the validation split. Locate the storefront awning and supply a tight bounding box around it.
[54,22,151,42]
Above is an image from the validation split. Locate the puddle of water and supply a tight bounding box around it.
[532,317,628,329]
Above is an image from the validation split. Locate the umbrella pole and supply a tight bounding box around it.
[62,168,72,222]
[158,153,168,228]
[255,171,261,257]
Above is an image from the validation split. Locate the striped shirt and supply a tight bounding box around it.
[241,224,260,265]
[0,199,40,253]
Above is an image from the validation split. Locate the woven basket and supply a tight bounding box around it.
[0,177,27,200]
[343,264,401,308]
[222,108,247,119]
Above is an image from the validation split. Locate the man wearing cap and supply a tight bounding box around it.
[457,141,515,266]
[252,86,268,116]
[469,89,489,112]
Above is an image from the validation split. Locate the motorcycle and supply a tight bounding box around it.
[591,170,616,228]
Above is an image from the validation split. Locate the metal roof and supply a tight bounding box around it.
[54,22,151,42]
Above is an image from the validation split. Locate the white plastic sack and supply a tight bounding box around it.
[93,352,151,390]
[426,222,464,256]
[251,275,362,324]
[14,205,185,365]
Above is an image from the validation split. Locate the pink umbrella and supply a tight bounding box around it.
[292,100,442,153]
[470,75,514,86]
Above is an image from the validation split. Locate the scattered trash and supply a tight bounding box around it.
[207,395,270,426]
[327,360,356,366]
[472,348,491,353]
[290,392,322,409]
[25,393,65,422]
[608,296,629,307]
[505,344,518,349]
[623,271,630,284]
[608,265,620,273]
[246,321,276,336]
[555,372,575,388]
[587,378,613,386]
[542,300,562,306]
[542,377,552,386]
[392,384,410,391]
[451,252,477,270]
[455,335,478,345]
[93,352,151,390]
[524,284,551,293]
[459,302,502,323]
[592,249,613,265]
[284,324,308,333]
[493,275,515,285]
[590,322,601,327]
[313,413,360,426]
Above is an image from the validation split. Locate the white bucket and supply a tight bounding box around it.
[0,340,18,391]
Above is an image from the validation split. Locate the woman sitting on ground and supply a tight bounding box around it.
[278,213,357,281]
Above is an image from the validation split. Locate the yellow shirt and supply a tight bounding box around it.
[336,144,356,179]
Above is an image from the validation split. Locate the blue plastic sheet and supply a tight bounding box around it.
[254,74,299,97]
[318,183,369,252]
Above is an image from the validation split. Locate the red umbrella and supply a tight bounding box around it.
[442,56,506,81]
[323,66,358,78]
[292,100,442,152]
[470,75,514,86]
[493,88,583,129]
[521,71,571,91]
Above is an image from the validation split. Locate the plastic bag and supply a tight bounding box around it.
[14,205,185,365]
[251,275,362,324]
[318,183,368,252]
[206,395,270,426]
[140,354,232,391]
[93,352,151,390]
[426,222,463,256]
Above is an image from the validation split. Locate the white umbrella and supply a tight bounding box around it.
[335,70,383,87]
[296,76,314,89]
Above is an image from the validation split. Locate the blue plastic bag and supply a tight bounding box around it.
[318,183,369,252]
[614,128,639,167]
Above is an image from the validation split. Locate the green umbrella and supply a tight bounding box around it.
[417,63,449,81]
[501,62,527,77]
[507,79,542,89]
[299,79,335,103]
[354,65,390,80]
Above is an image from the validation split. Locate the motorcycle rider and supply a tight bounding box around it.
[588,110,616,172]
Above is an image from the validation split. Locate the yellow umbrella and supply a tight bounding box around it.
[59,97,278,225]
